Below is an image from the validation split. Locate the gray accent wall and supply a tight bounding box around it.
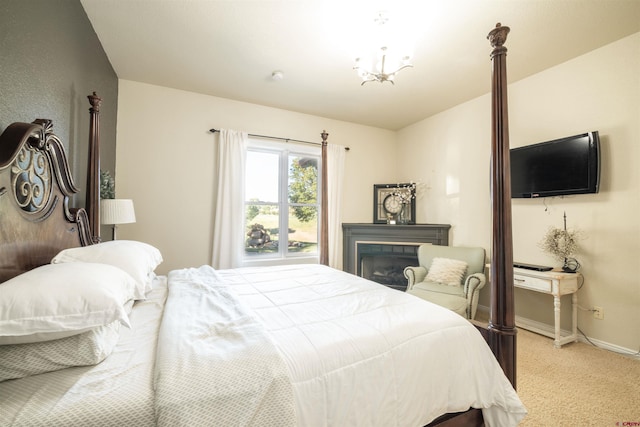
[0,0,118,209]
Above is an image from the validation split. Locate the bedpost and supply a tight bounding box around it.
[87,92,102,243]
[320,130,329,266]
[487,23,517,388]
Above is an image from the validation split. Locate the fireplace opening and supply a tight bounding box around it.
[361,255,418,291]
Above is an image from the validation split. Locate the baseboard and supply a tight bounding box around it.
[476,305,640,359]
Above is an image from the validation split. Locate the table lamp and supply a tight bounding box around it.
[100,199,136,240]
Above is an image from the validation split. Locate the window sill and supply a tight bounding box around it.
[241,255,319,268]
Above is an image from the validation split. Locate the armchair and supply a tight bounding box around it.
[404,245,486,319]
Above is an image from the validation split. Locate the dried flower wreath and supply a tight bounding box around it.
[538,212,583,272]
[539,227,580,260]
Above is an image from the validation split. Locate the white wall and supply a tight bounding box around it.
[397,33,640,351]
[116,33,639,351]
[115,81,396,274]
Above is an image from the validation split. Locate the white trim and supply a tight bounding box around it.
[514,315,577,347]
[476,305,640,359]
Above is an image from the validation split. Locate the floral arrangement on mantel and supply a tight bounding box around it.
[389,182,417,224]
[391,182,417,204]
[538,212,583,272]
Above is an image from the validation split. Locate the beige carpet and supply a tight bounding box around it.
[515,327,640,426]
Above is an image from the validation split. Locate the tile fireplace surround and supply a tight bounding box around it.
[342,223,451,291]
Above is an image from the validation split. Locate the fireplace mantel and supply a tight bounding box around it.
[342,223,451,277]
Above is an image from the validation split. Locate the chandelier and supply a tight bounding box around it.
[353,12,413,85]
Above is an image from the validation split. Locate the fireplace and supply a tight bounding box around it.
[358,242,421,291]
[342,223,451,290]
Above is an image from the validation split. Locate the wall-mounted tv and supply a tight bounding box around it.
[510,131,600,198]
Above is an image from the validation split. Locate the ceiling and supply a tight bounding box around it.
[80,0,640,131]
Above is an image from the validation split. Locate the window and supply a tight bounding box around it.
[244,140,320,264]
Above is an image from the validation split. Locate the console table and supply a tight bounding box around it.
[513,267,581,348]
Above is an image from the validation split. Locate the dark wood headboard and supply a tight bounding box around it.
[0,95,101,283]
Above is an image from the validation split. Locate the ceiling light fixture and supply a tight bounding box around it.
[353,12,413,85]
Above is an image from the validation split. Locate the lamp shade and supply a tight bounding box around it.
[100,199,136,225]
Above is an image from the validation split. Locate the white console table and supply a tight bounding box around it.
[513,267,581,348]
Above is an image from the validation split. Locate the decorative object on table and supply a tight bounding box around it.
[101,199,136,240]
[386,213,396,225]
[539,212,582,272]
[100,169,115,199]
[373,183,416,224]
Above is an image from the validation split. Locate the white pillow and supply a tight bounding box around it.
[426,257,468,286]
[0,320,121,382]
[52,240,163,299]
[0,263,137,345]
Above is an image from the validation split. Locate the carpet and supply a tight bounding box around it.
[516,328,640,426]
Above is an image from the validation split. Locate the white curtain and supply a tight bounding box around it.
[326,143,346,269]
[211,129,247,269]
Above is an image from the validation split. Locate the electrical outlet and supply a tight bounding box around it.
[593,306,604,320]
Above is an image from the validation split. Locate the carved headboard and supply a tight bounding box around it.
[0,95,101,283]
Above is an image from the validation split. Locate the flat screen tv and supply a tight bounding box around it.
[510,131,600,198]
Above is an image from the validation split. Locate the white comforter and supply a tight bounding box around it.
[155,266,296,427]
[163,264,526,427]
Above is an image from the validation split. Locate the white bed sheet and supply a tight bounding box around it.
[214,264,527,427]
[0,277,167,427]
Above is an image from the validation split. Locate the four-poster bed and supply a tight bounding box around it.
[0,24,523,427]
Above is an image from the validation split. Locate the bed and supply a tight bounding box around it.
[0,24,524,427]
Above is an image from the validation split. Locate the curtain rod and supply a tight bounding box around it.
[209,128,349,150]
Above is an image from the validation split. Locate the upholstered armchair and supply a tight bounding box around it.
[404,245,487,320]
